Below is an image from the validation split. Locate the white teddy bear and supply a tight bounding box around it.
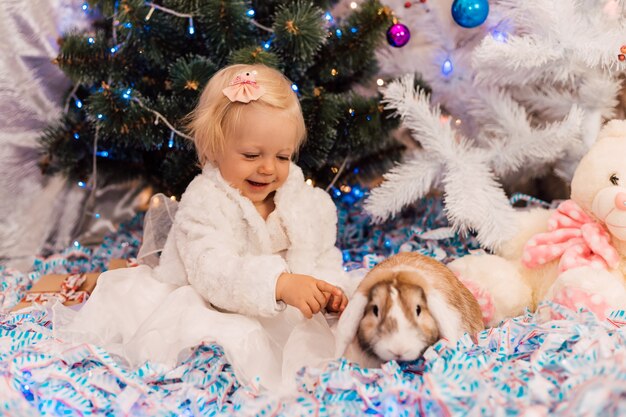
[448,120,626,326]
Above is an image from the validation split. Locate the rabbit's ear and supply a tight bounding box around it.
[334,292,368,358]
[424,291,464,344]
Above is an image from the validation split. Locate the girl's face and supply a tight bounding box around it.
[214,106,298,208]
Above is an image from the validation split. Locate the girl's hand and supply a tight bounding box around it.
[325,289,348,314]
[276,273,343,319]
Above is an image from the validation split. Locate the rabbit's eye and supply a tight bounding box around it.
[416,305,421,316]
[372,305,379,317]
[610,174,620,186]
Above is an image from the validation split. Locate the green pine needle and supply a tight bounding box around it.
[272,1,326,62]
[57,31,111,83]
[229,46,282,68]
[169,55,218,93]
[196,0,257,64]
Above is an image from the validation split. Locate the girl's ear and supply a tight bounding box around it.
[334,292,368,358]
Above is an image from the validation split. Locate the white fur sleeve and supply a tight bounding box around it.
[174,183,288,318]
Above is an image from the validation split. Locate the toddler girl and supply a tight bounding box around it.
[53,64,354,392]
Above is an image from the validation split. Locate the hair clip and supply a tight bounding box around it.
[222,71,266,103]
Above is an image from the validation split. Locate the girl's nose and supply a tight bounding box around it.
[259,158,275,174]
[615,192,626,211]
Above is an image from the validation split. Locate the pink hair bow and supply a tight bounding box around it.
[522,199,620,273]
[222,71,265,103]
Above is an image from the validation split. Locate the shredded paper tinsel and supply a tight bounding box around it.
[2,194,624,416]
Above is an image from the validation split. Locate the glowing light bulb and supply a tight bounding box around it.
[491,30,508,42]
[441,58,453,76]
[188,18,195,35]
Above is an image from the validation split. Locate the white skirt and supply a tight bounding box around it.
[51,265,342,393]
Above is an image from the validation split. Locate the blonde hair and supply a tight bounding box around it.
[186,64,306,166]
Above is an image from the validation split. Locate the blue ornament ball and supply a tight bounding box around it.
[386,23,411,48]
[451,0,489,28]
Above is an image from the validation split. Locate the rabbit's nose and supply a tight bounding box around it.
[389,347,409,359]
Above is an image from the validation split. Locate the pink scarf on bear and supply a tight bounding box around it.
[522,200,620,272]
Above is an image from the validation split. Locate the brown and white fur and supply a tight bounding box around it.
[335,252,484,367]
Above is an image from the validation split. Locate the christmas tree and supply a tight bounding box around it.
[39,0,400,199]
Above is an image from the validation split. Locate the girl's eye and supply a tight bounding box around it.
[610,174,620,186]
[278,156,290,161]
[243,154,259,159]
[416,305,421,316]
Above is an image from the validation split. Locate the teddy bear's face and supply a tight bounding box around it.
[571,135,626,240]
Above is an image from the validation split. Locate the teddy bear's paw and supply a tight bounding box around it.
[455,276,496,326]
[448,254,531,327]
[544,266,626,320]
[549,286,612,320]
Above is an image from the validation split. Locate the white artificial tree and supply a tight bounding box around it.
[361,0,625,249]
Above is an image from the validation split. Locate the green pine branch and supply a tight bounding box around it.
[309,1,393,91]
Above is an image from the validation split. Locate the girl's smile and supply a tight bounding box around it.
[246,179,272,189]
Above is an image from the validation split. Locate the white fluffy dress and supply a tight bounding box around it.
[51,264,338,393]
[51,163,362,394]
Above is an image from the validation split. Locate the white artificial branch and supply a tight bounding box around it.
[474,0,626,76]
[364,150,441,222]
[381,74,459,160]
[369,75,518,249]
[469,88,583,176]
[441,147,517,250]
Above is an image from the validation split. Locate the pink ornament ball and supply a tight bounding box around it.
[386,23,411,48]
